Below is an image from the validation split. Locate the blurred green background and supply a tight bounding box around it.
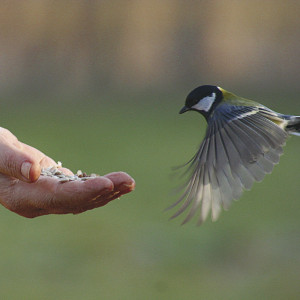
[1,1,300,299]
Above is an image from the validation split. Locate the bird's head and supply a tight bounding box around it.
[180,85,223,118]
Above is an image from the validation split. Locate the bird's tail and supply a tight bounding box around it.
[286,116,300,136]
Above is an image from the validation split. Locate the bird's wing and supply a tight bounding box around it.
[171,104,288,225]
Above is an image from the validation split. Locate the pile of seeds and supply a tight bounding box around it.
[40,162,98,183]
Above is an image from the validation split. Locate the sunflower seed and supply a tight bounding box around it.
[59,178,70,183]
[50,167,58,173]
[56,174,66,178]
[40,163,101,183]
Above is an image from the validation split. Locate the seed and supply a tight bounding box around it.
[40,164,101,182]
[50,167,58,173]
[59,178,70,183]
[57,174,66,178]
[77,170,83,177]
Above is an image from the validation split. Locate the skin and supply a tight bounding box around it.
[0,128,135,218]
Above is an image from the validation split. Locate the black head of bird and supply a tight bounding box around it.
[169,85,300,225]
[179,85,223,118]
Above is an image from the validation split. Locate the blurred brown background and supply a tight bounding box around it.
[1,0,300,97]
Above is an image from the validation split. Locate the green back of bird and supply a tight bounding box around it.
[219,87,263,107]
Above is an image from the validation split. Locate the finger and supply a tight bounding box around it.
[14,143,57,182]
[54,176,115,206]
[3,175,115,216]
[48,172,135,213]
[39,176,115,211]
[0,128,59,182]
[38,154,57,168]
[67,181,135,214]
[104,172,136,191]
[58,167,74,176]
[81,186,133,211]
[38,156,74,175]
[78,172,135,211]
[0,129,46,182]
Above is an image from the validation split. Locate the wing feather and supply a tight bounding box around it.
[170,104,288,224]
[181,167,204,224]
[198,166,212,224]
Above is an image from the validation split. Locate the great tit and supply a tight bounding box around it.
[169,85,300,225]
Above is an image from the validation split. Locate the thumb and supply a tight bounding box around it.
[0,129,41,182]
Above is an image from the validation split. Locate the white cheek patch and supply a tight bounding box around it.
[192,93,216,112]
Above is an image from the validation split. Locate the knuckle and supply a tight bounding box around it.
[2,151,19,176]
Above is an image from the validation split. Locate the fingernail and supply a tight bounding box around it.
[21,162,32,181]
[122,182,136,190]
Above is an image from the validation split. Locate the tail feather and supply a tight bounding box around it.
[286,116,300,136]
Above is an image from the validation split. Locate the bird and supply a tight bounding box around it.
[169,85,300,225]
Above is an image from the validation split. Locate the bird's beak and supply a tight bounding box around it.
[179,106,189,114]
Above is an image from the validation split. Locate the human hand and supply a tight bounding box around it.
[0,128,135,218]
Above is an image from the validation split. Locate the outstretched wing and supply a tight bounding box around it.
[170,104,288,225]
